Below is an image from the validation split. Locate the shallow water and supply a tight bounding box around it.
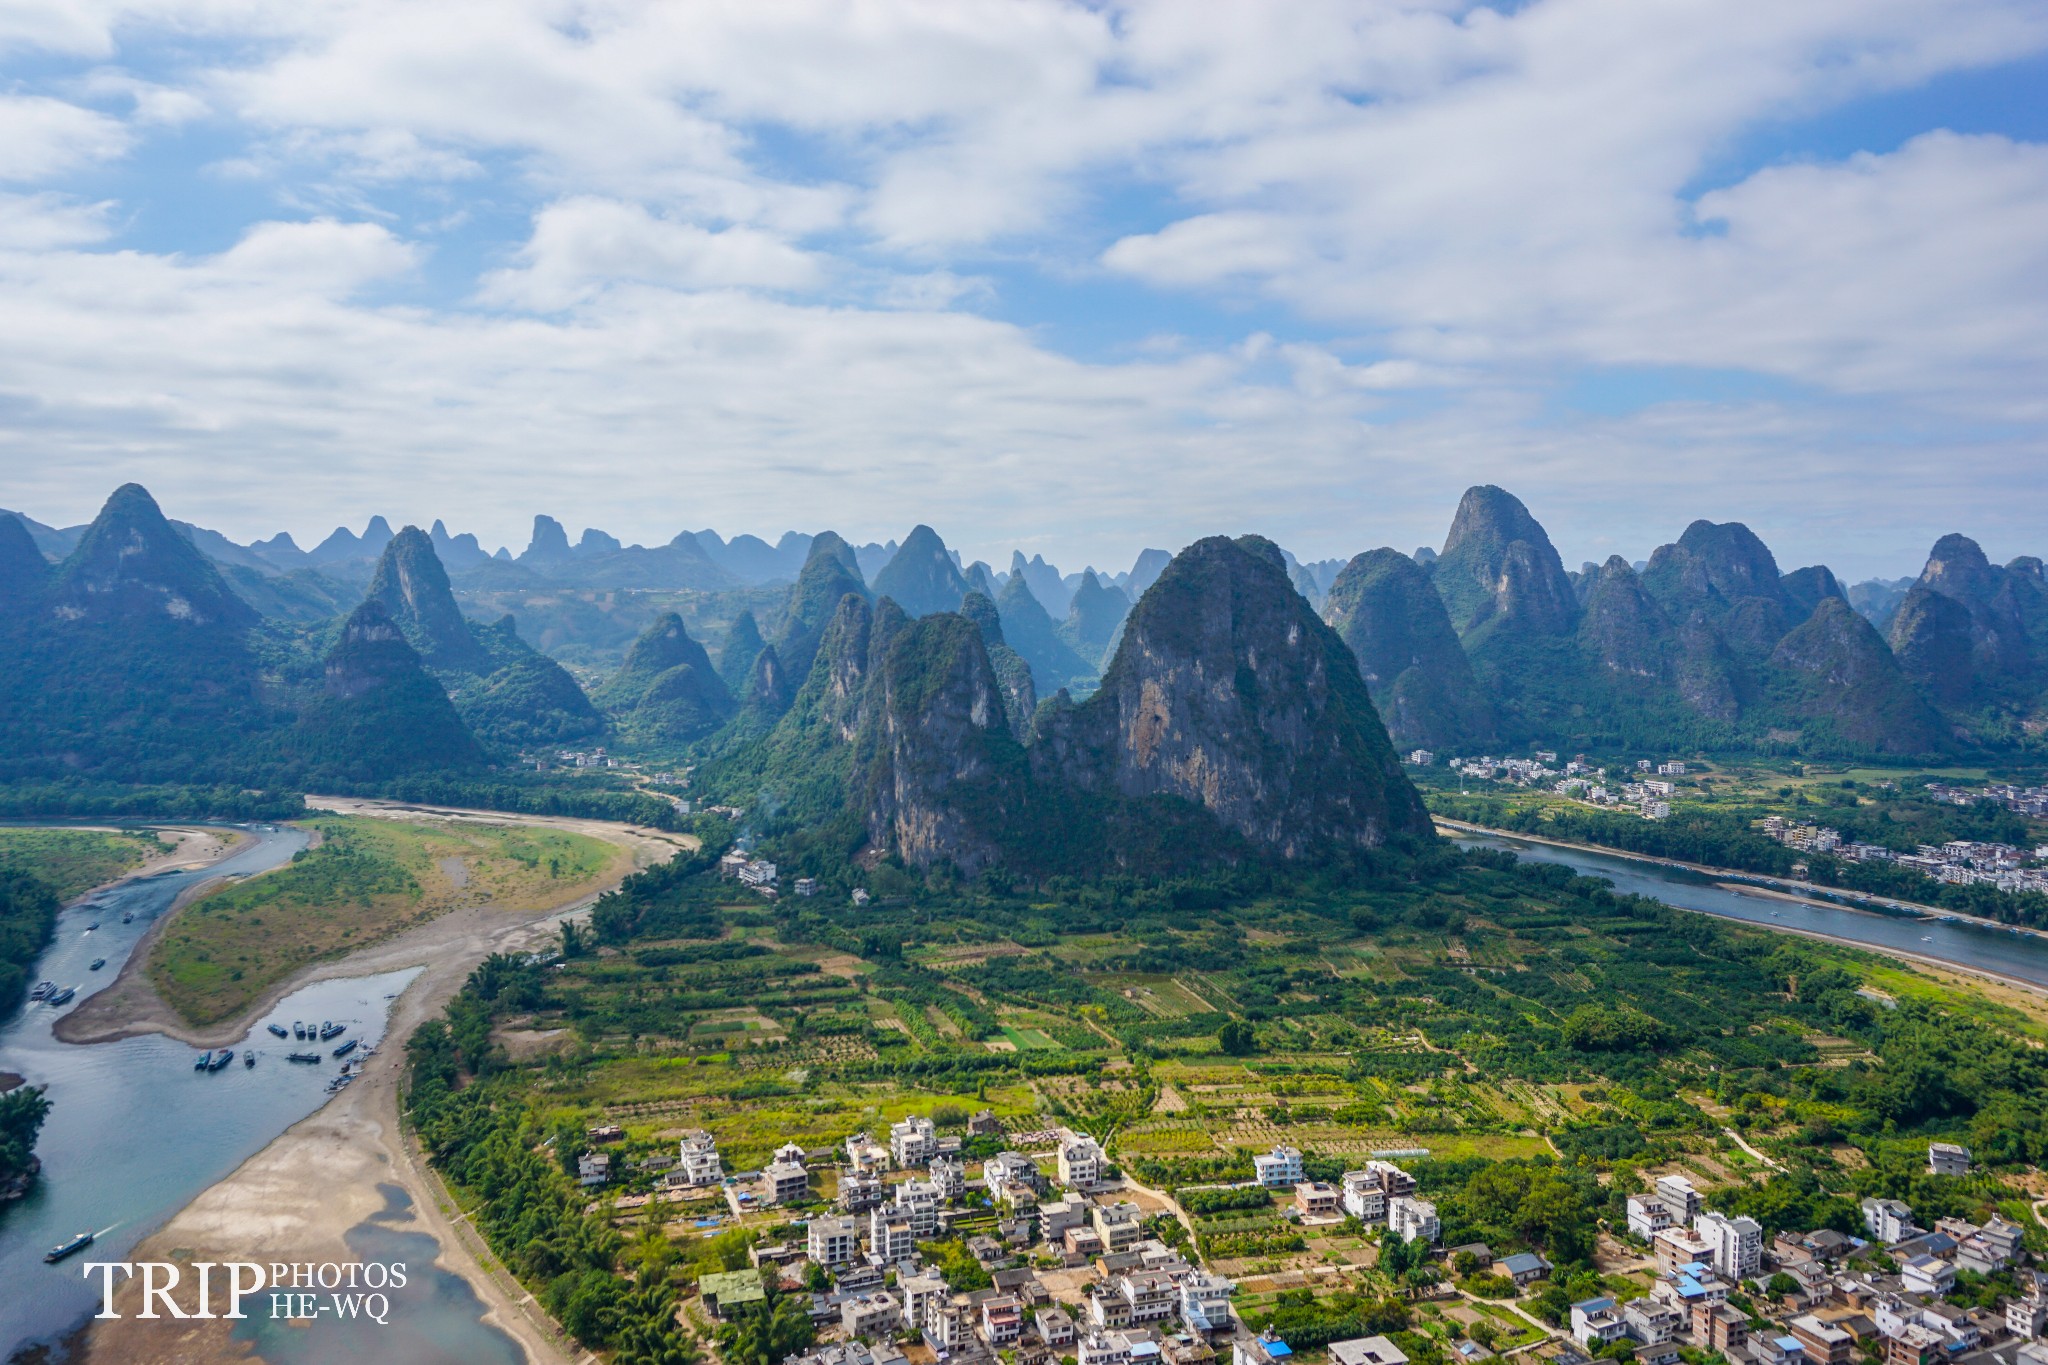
[231,1183,524,1365]
[1456,829,2048,988]
[0,827,425,1358]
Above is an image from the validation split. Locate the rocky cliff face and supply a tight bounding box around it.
[962,590,1037,742]
[1576,556,1672,682]
[1887,584,1980,707]
[298,599,482,778]
[1323,547,1491,750]
[1780,565,1847,623]
[1770,598,1948,754]
[870,525,970,618]
[1034,535,1431,857]
[367,527,491,672]
[853,612,1025,875]
[1432,485,1578,638]
[1893,534,2042,690]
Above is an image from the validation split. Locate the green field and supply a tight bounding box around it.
[0,826,166,902]
[149,815,622,1024]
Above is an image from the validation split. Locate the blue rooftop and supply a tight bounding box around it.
[1266,1345,1293,1358]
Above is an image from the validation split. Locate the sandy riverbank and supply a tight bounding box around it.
[79,800,691,1365]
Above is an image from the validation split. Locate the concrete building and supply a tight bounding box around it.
[1038,1308,1077,1347]
[577,1151,611,1186]
[899,1274,945,1330]
[1341,1171,1388,1223]
[891,1179,942,1237]
[1255,1146,1305,1189]
[1627,1195,1674,1240]
[868,1210,916,1262]
[1694,1211,1763,1279]
[840,1170,885,1212]
[890,1116,938,1168]
[1330,1339,1409,1365]
[1365,1161,1417,1198]
[846,1131,891,1174]
[1656,1175,1701,1224]
[1652,1225,1715,1274]
[843,1292,901,1339]
[762,1159,810,1206]
[1862,1198,1916,1245]
[984,1151,1040,1199]
[1095,1201,1146,1253]
[1294,1182,1342,1217]
[1572,1298,1628,1349]
[930,1155,966,1199]
[1928,1143,1972,1177]
[1236,1331,1295,1365]
[1789,1316,1856,1365]
[808,1214,860,1266]
[982,1296,1024,1346]
[678,1129,723,1185]
[1693,1302,1747,1354]
[1622,1298,1684,1347]
[1181,1273,1235,1336]
[1388,1195,1440,1245]
[1059,1131,1107,1188]
[1039,1196,1087,1240]
[1900,1255,1955,1297]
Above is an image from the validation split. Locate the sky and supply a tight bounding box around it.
[0,1,2045,581]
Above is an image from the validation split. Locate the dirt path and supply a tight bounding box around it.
[81,799,690,1365]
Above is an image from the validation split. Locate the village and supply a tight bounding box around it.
[568,1105,2048,1365]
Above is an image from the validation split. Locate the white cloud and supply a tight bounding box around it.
[479,198,826,309]
[0,94,129,179]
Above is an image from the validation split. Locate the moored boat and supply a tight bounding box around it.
[89,958,105,971]
[268,1024,289,1038]
[194,1051,213,1070]
[29,981,53,1001]
[332,1039,358,1058]
[287,1051,322,1064]
[245,1050,256,1067]
[320,1022,346,1040]
[209,1049,233,1070]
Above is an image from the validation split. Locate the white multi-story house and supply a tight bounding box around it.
[891,1179,942,1237]
[1059,1131,1107,1188]
[840,1170,885,1212]
[1081,1331,1138,1365]
[869,1209,916,1262]
[846,1131,891,1174]
[1181,1272,1235,1336]
[1622,1297,1685,1346]
[678,1129,723,1186]
[1365,1161,1417,1198]
[2007,1277,2048,1340]
[1628,1195,1674,1240]
[1341,1171,1388,1223]
[1255,1146,1305,1189]
[1039,1196,1088,1240]
[1862,1198,1916,1245]
[1694,1211,1763,1279]
[1117,1271,1178,1323]
[982,1296,1023,1347]
[577,1151,611,1186]
[1655,1175,1701,1224]
[808,1214,859,1266]
[1095,1201,1145,1253]
[890,1116,938,1168]
[984,1151,1040,1199]
[929,1155,966,1199]
[1388,1196,1439,1245]
[1572,1298,1628,1349]
[900,1274,945,1331]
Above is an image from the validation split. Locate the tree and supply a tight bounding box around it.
[1219,1020,1258,1056]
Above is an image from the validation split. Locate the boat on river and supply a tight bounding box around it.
[83,922,98,932]
[268,1024,289,1037]
[293,1022,306,1040]
[332,1039,357,1058]
[89,958,105,971]
[194,1051,213,1070]
[209,1049,233,1071]
[121,911,133,924]
[29,981,53,1001]
[320,1022,345,1040]
[45,986,74,1005]
[44,1231,94,1264]
[245,1051,256,1067]
[287,1051,322,1064]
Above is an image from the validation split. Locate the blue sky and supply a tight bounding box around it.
[0,0,2044,581]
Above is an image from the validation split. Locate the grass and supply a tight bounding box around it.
[148,815,624,1025]
[998,1024,1063,1051]
[0,827,166,902]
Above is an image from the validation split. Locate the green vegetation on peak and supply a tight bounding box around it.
[366,525,492,673]
[1433,485,1577,639]
[294,599,484,781]
[1324,547,1492,751]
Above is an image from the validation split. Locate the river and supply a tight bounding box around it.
[0,827,458,1359]
[1454,828,2048,989]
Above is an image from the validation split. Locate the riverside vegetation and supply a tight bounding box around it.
[145,815,623,1025]
[398,825,2048,1364]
